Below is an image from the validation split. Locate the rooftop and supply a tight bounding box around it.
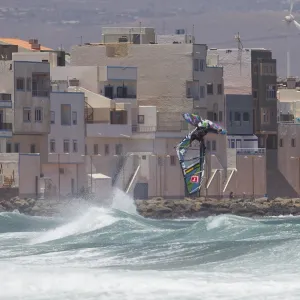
[0,38,52,51]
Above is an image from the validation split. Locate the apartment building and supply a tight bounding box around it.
[0,60,50,158]
[208,48,277,148]
[226,94,258,149]
[41,90,86,197]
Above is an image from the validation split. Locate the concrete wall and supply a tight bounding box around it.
[51,66,101,93]
[235,154,266,196]
[48,91,85,164]
[278,123,300,193]
[19,153,41,198]
[13,52,58,67]
[42,162,86,196]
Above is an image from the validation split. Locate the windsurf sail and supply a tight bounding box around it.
[182,113,202,127]
[176,129,206,195]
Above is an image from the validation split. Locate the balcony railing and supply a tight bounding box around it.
[32,90,49,97]
[236,148,266,155]
[157,121,188,132]
[132,125,156,132]
[0,123,12,130]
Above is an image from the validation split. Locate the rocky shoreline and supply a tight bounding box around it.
[1,196,300,218]
[135,197,300,219]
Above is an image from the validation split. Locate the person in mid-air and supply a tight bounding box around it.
[189,116,223,147]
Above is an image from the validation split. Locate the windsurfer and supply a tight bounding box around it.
[189,117,223,147]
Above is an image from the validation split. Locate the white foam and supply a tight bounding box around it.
[30,207,116,244]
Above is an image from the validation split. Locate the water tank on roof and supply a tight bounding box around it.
[175,29,185,35]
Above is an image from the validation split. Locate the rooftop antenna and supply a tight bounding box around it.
[234,32,243,75]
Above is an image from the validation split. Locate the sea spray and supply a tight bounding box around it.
[1,201,300,299]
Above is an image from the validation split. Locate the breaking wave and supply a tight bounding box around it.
[1,190,300,299]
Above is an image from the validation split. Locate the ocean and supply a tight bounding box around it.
[0,191,300,300]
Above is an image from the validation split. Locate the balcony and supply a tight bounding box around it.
[0,123,13,137]
[132,125,156,133]
[236,148,266,156]
[157,121,188,132]
[107,66,137,81]
[0,94,12,108]
[32,90,49,97]
[87,122,132,138]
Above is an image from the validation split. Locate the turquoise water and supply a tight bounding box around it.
[0,195,300,300]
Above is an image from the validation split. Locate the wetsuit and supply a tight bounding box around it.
[190,119,222,147]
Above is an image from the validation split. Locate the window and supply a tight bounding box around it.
[73,140,78,153]
[253,90,258,99]
[206,140,211,151]
[213,112,218,121]
[292,138,296,147]
[200,59,205,71]
[50,139,55,153]
[207,83,213,95]
[234,112,241,122]
[261,109,269,124]
[263,66,268,74]
[104,144,109,156]
[200,86,205,98]
[30,144,36,153]
[72,111,77,125]
[110,110,128,124]
[85,144,87,155]
[61,104,71,125]
[212,140,216,151]
[231,140,235,149]
[63,139,70,153]
[219,111,223,122]
[6,142,11,153]
[186,86,192,98]
[170,155,176,166]
[115,144,123,155]
[26,78,31,91]
[138,115,145,124]
[193,59,199,71]
[279,138,283,147]
[217,84,223,95]
[50,111,55,124]
[253,65,258,73]
[243,112,250,122]
[266,85,276,99]
[93,144,98,155]
[23,107,31,122]
[16,78,24,90]
[117,86,128,98]
[35,107,43,122]
[14,143,19,153]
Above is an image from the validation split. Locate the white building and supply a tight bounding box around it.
[41,91,86,196]
[0,60,50,159]
[69,30,229,199]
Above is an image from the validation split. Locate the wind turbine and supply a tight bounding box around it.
[283,0,300,77]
